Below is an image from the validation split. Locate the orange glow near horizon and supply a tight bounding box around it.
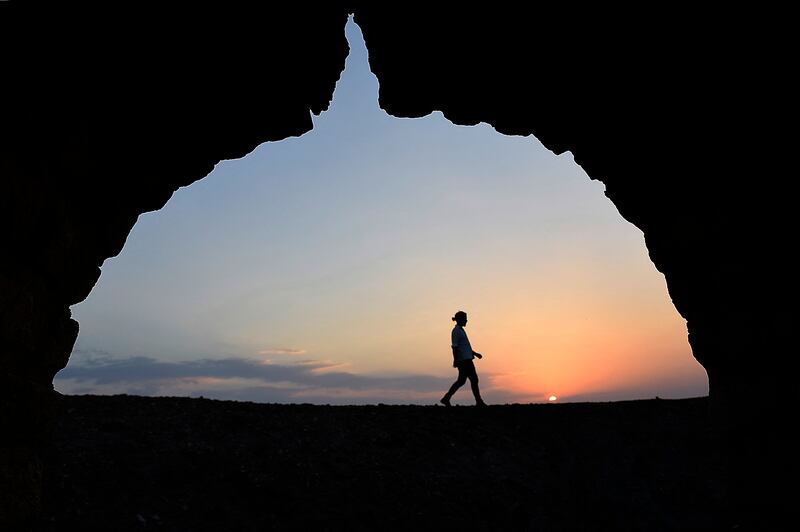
[229,248,708,403]
[464,300,701,402]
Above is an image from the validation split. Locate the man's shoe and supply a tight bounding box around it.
[440,396,452,407]
[475,400,488,407]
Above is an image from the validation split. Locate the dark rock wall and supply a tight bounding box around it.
[1,3,790,526]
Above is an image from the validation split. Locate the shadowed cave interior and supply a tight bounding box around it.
[0,3,792,528]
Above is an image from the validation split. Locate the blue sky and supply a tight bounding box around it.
[55,18,708,404]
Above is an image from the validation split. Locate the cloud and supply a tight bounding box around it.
[54,353,531,405]
[57,355,448,390]
[257,348,307,356]
[56,355,450,403]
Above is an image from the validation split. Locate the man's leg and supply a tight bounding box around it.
[465,361,486,406]
[441,364,468,406]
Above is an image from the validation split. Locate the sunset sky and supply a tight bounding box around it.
[55,18,708,405]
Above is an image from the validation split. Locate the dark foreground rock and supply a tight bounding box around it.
[38,395,727,531]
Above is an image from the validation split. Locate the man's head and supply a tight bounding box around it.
[452,311,468,326]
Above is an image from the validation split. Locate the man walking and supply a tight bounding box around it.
[441,311,487,407]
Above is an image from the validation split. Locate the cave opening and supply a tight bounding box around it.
[54,17,708,406]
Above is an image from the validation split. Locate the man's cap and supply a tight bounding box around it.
[452,311,467,321]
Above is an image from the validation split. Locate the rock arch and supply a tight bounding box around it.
[1,3,789,526]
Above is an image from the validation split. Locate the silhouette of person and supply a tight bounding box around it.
[441,311,487,407]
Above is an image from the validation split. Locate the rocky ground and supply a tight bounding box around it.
[37,395,729,531]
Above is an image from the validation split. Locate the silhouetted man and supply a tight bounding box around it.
[441,311,487,407]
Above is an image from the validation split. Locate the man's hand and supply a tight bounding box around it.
[474,352,483,359]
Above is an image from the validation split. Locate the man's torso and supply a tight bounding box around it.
[451,325,473,362]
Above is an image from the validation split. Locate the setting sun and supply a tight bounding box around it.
[548,395,558,402]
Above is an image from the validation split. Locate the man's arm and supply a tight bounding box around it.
[472,350,483,359]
